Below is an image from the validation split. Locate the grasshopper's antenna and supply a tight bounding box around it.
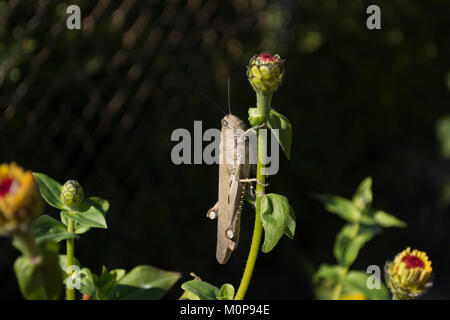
[227,77,232,115]
[200,91,227,116]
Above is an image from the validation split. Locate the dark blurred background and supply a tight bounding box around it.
[1,0,450,299]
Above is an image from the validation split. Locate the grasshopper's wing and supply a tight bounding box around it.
[216,129,251,264]
[225,134,251,254]
[216,160,232,264]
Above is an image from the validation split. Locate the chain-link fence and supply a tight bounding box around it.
[0,0,293,299]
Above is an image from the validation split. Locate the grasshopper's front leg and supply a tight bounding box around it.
[207,202,219,220]
[239,178,269,187]
[240,123,266,138]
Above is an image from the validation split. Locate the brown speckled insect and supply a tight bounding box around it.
[206,80,262,264]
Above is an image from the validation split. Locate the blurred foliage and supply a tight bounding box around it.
[313,177,404,300]
[1,0,450,299]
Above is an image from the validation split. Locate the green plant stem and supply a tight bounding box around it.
[66,217,75,300]
[235,90,272,300]
[13,228,39,259]
[331,266,348,300]
[256,91,272,112]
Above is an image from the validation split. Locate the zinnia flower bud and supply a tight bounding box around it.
[247,52,285,94]
[61,180,84,209]
[385,247,433,300]
[0,163,42,234]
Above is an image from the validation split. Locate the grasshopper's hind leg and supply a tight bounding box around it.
[207,202,219,219]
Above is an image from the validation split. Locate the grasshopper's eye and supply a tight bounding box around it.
[222,119,228,127]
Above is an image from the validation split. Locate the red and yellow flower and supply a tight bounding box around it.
[385,247,433,299]
[0,163,42,234]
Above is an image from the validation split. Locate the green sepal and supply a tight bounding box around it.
[248,107,265,126]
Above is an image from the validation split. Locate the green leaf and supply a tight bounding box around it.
[334,224,380,267]
[181,280,220,300]
[32,215,78,244]
[84,197,110,215]
[284,206,296,239]
[344,271,389,300]
[267,108,292,160]
[260,193,290,253]
[14,249,63,300]
[32,172,64,210]
[352,177,373,211]
[61,206,107,230]
[179,290,201,300]
[60,197,109,233]
[313,264,346,284]
[313,264,346,300]
[313,194,361,222]
[111,269,127,283]
[92,266,119,300]
[78,268,97,297]
[436,116,450,159]
[58,254,80,272]
[60,212,89,234]
[373,210,407,228]
[109,265,181,300]
[359,214,378,226]
[217,283,235,300]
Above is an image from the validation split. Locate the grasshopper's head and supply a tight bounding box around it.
[221,114,246,130]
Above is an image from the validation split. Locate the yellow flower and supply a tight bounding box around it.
[339,293,367,300]
[247,52,285,94]
[0,162,42,234]
[385,247,433,300]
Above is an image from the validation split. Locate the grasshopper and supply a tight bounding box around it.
[207,113,264,264]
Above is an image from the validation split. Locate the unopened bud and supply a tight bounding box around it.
[61,180,84,209]
[247,52,285,94]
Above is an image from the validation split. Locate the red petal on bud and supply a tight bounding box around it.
[0,177,15,198]
[258,53,277,63]
[403,255,425,269]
